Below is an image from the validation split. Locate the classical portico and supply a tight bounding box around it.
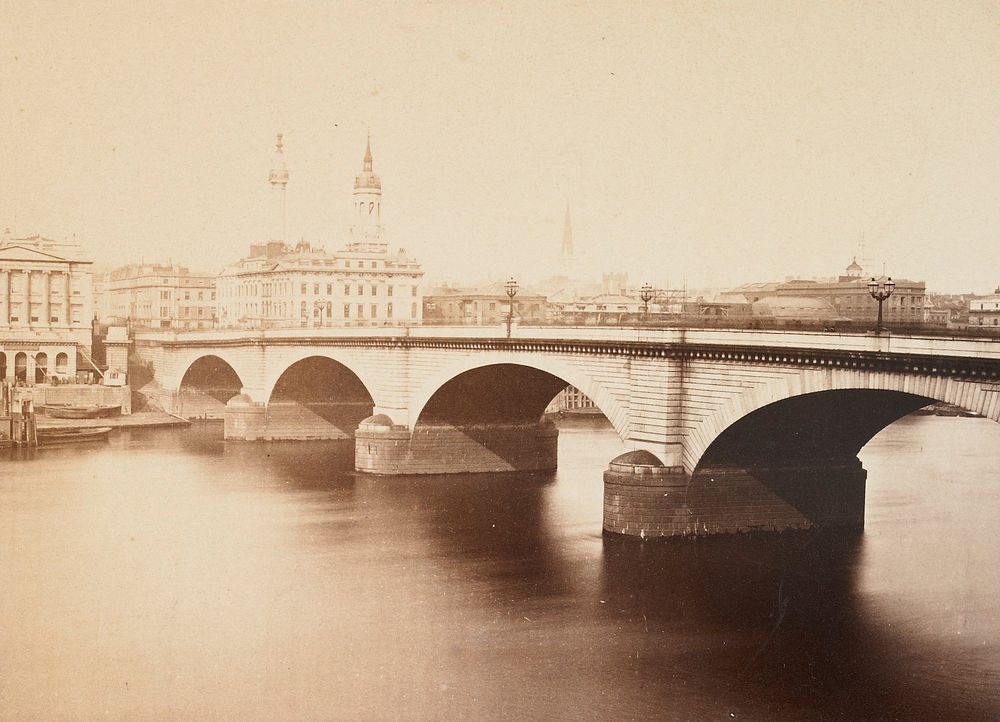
[0,234,93,382]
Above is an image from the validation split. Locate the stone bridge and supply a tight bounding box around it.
[132,325,1000,539]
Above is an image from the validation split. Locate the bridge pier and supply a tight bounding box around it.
[355,415,559,475]
[604,451,866,538]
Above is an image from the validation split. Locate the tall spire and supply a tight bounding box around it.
[268,133,289,241]
[269,133,289,189]
[363,129,373,173]
[561,204,574,256]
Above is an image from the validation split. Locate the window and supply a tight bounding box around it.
[160,291,170,300]
[198,308,204,316]
[211,291,216,300]
[357,304,364,319]
[313,283,319,294]
[198,291,203,300]
[489,302,496,310]
[371,304,377,318]
[326,284,332,295]
[343,304,351,318]
[357,284,364,296]
[411,286,418,297]
[411,302,417,318]
[301,301,308,318]
[160,306,168,316]
[301,283,307,294]
[184,291,190,300]
[387,302,393,319]
[387,286,393,297]
[344,285,351,296]
[345,260,351,268]
[371,285,377,296]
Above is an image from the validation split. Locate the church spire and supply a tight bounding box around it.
[561,204,574,257]
[363,130,373,173]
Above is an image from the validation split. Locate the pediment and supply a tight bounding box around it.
[0,244,71,263]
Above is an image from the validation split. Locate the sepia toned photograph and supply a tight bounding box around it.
[2,1,999,719]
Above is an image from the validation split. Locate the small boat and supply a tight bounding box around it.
[41,404,122,419]
[36,426,113,446]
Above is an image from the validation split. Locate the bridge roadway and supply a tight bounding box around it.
[133,324,1000,539]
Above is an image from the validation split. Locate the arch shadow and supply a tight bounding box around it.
[267,356,375,437]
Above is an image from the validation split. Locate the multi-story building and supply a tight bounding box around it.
[723,259,927,325]
[216,135,424,328]
[0,232,93,382]
[93,263,216,330]
[422,283,549,325]
[969,289,1000,328]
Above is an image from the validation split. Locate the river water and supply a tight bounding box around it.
[1,415,998,721]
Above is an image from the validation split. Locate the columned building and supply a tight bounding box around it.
[0,233,93,382]
[217,135,424,328]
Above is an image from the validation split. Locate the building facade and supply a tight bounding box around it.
[0,233,93,382]
[422,283,549,326]
[93,263,216,330]
[724,259,927,325]
[217,136,424,328]
[969,290,1000,328]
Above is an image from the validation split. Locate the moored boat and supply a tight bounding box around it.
[41,404,122,419]
[36,426,113,445]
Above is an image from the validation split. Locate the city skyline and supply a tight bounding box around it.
[2,2,999,293]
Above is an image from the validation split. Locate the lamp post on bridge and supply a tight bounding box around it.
[504,277,518,338]
[640,282,654,322]
[867,276,895,334]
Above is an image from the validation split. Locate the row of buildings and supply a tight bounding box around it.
[3,132,999,388]
[89,135,425,331]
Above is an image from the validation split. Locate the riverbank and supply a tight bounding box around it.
[35,409,191,430]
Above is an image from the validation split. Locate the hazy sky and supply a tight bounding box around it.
[2,1,999,292]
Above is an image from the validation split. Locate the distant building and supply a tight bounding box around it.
[423,282,548,325]
[545,385,601,414]
[723,259,926,325]
[969,288,1000,328]
[0,231,94,382]
[216,135,424,328]
[93,263,216,330]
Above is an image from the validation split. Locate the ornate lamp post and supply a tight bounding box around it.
[640,282,654,320]
[504,276,518,338]
[867,276,895,333]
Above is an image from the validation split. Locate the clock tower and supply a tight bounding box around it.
[348,134,387,253]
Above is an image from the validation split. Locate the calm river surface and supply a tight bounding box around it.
[2,415,999,721]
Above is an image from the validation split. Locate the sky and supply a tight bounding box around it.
[1,1,999,293]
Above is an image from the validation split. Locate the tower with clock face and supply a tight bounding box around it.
[348,135,387,253]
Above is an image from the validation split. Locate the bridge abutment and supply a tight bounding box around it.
[604,452,866,538]
[355,416,559,475]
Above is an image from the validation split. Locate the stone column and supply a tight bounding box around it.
[64,271,71,326]
[24,270,32,326]
[2,270,9,326]
[41,271,51,327]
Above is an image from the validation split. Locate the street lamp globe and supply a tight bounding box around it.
[504,277,518,338]
[867,276,895,334]
[640,282,654,317]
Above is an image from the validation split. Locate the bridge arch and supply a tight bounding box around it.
[408,352,627,436]
[175,354,246,417]
[688,367,999,473]
[264,354,376,438]
[261,349,377,408]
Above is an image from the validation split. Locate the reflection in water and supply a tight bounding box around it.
[0,415,998,720]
